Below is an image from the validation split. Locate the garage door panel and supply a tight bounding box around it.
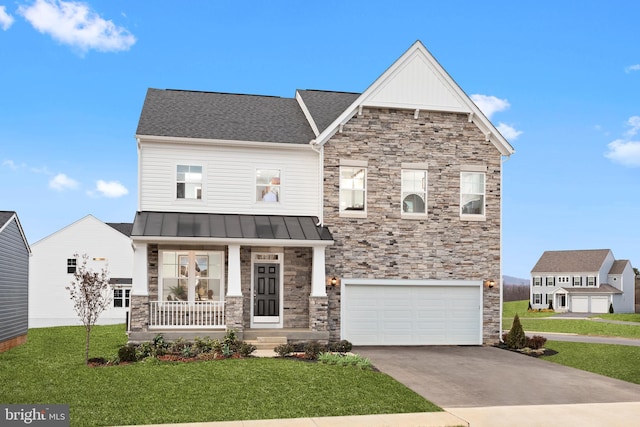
[591,297,608,313]
[343,283,481,345]
[572,296,589,313]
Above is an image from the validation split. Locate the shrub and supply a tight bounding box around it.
[526,335,547,350]
[303,341,326,360]
[504,313,527,349]
[238,342,257,357]
[274,343,295,357]
[318,353,373,370]
[527,301,532,311]
[330,340,353,354]
[609,303,614,314]
[194,337,215,353]
[548,300,554,310]
[118,344,138,362]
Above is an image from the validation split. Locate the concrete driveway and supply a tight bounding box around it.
[354,346,640,408]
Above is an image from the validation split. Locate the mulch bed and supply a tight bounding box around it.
[494,344,558,358]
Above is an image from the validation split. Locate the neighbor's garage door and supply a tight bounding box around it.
[572,296,589,312]
[342,281,482,345]
[591,296,609,313]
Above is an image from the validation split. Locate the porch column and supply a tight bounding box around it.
[132,242,148,296]
[227,244,242,297]
[311,245,327,297]
[129,242,149,334]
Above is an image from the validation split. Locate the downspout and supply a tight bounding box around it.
[499,153,511,342]
[309,139,324,226]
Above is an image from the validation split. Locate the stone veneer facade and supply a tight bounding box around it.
[322,108,503,344]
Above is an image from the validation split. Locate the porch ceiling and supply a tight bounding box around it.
[131,211,333,242]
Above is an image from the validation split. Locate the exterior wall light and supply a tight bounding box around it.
[484,279,495,288]
[330,277,338,286]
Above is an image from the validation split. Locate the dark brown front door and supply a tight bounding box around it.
[254,263,279,317]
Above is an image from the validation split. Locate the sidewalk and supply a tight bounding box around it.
[111,411,469,427]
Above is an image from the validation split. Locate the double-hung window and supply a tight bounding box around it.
[176,165,202,200]
[256,169,280,202]
[460,166,486,219]
[402,167,427,216]
[67,258,77,274]
[546,277,555,286]
[533,277,542,287]
[113,289,130,308]
[573,276,582,287]
[340,162,367,215]
[533,293,542,304]
[587,276,596,286]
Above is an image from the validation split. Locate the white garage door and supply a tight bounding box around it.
[342,281,482,345]
[572,296,589,313]
[591,296,609,313]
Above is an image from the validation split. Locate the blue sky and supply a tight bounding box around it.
[1,1,639,279]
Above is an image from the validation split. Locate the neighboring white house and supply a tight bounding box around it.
[29,215,134,327]
[530,249,635,313]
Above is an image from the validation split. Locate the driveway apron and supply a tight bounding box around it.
[354,346,640,408]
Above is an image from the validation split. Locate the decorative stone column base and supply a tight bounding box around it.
[225,296,244,333]
[129,295,149,333]
[309,296,329,333]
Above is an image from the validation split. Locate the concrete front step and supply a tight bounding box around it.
[246,336,287,350]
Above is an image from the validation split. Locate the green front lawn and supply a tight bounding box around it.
[0,325,439,426]
[543,341,640,384]
[503,300,640,339]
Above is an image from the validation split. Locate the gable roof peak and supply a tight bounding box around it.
[313,40,515,156]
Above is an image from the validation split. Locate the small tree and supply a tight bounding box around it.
[505,313,527,349]
[66,253,111,364]
[609,303,614,314]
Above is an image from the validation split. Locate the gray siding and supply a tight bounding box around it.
[0,218,29,342]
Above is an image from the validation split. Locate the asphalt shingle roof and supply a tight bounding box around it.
[608,259,629,275]
[297,90,360,134]
[107,222,134,237]
[531,249,611,273]
[136,89,317,144]
[560,284,623,294]
[0,211,15,228]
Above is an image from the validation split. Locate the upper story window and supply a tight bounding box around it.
[256,169,280,202]
[533,277,542,286]
[573,276,582,286]
[402,168,427,216]
[67,258,77,274]
[558,276,570,284]
[587,276,596,286]
[176,165,202,200]
[546,277,555,286]
[340,165,366,214]
[460,171,485,217]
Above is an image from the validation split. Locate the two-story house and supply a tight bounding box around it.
[128,41,515,346]
[530,249,635,313]
[29,215,134,328]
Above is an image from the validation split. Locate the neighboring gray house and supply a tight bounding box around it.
[531,249,635,313]
[128,41,515,346]
[0,211,31,352]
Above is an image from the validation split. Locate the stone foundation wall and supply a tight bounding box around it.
[309,296,328,332]
[129,295,149,332]
[225,296,244,332]
[323,108,503,344]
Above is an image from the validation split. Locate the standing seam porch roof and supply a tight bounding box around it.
[131,211,333,241]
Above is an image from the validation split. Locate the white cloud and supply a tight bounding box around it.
[18,0,136,53]
[605,140,640,167]
[0,6,14,30]
[2,159,21,170]
[49,173,79,190]
[624,115,640,137]
[470,94,510,119]
[497,123,523,141]
[92,180,128,198]
[624,64,640,73]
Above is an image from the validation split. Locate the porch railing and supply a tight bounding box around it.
[149,301,226,329]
